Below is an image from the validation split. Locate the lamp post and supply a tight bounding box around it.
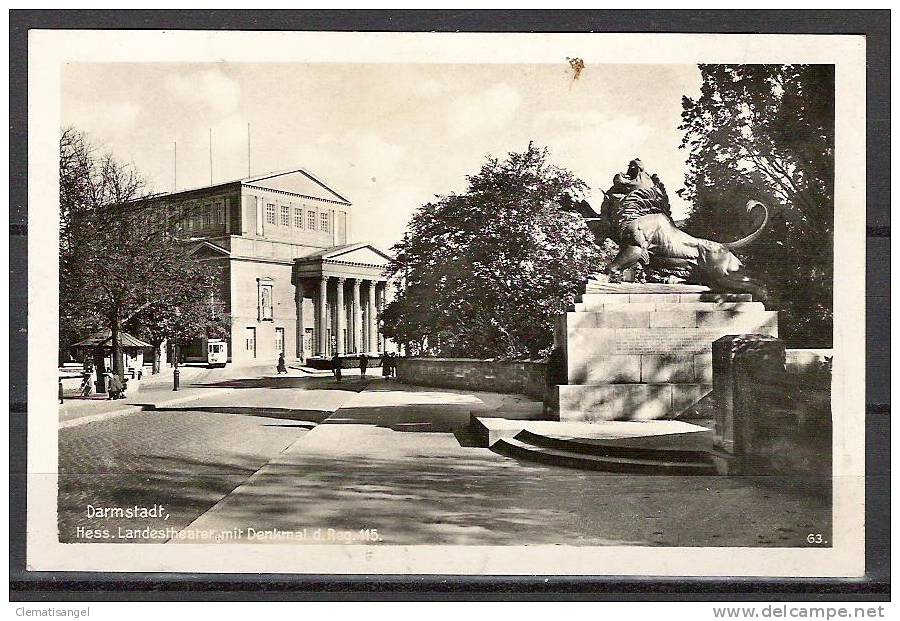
[173,308,181,391]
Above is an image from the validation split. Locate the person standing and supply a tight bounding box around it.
[390,352,398,378]
[331,353,342,383]
[276,352,288,375]
[359,353,368,378]
[107,372,124,400]
[382,352,392,378]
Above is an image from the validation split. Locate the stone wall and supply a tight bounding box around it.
[396,358,548,400]
[712,336,832,481]
[307,355,384,370]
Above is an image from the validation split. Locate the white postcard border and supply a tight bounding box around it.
[26,30,866,576]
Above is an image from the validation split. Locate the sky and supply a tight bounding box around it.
[62,62,702,251]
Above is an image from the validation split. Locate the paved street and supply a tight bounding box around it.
[58,368,831,546]
[57,367,370,542]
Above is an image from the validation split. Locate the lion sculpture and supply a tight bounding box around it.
[559,159,770,301]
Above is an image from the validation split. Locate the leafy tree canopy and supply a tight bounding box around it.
[383,143,609,359]
[59,128,228,373]
[679,65,834,347]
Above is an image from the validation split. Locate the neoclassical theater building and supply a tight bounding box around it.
[141,169,392,365]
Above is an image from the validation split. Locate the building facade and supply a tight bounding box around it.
[142,169,391,365]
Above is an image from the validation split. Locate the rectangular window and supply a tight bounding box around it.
[275,328,285,354]
[294,207,303,228]
[202,205,211,227]
[280,205,290,226]
[266,203,276,225]
[215,201,225,224]
[308,210,316,230]
[320,212,329,232]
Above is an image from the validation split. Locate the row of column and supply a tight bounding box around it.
[308,276,385,357]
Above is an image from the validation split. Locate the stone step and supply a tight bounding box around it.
[492,436,716,475]
[559,309,777,329]
[556,383,712,421]
[469,415,713,448]
[580,292,753,304]
[515,429,713,463]
[573,301,765,313]
[564,319,779,360]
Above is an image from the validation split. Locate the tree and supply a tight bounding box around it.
[59,128,226,376]
[382,144,609,359]
[679,65,834,346]
[124,259,232,373]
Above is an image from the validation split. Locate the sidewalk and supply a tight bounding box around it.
[59,365,248,428]
[59,385,229,429]
[175,380,831,547]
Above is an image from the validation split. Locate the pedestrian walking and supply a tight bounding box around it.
[390,352,398,378]
[359,353,368,378]
[331,353,342,383]
[276,352,288,375]
[382,352,391,378]
[78,359,94,396]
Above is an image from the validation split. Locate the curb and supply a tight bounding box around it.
[59,387,234,430]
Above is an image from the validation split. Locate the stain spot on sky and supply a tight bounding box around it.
[567,57,585,81]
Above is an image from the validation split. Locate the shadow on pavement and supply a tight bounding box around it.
[146,405,332,424]
[58,451,303,544]
[193,375,376,392]
[181,449,832,547]
[324,404,478,434]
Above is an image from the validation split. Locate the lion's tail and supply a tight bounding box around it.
[724,200,768,250]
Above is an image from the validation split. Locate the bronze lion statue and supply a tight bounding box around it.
[559,189,770,302]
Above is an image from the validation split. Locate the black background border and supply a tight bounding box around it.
[8,9,890,601]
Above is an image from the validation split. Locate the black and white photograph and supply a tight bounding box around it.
[21,27,869,580]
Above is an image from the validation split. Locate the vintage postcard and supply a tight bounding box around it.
[26,30,866,576]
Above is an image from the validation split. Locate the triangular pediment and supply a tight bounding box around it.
[243,169,350,204]
[189,240,231,260]
[298,243,392,267]
[326,245,391,266]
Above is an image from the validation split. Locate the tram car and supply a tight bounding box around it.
[206,339,228,367]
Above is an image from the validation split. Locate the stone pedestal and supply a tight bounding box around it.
[549,280,778,422]
[711,334,786,475]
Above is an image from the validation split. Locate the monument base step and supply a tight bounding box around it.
[580,292,753,303]
[492,434,716,475]
[573,301,765,312]
[561,308,775,329]
[556,383,712,421]
[582,281,712,293]
[469,415,709,448]
[514,428,712,462]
